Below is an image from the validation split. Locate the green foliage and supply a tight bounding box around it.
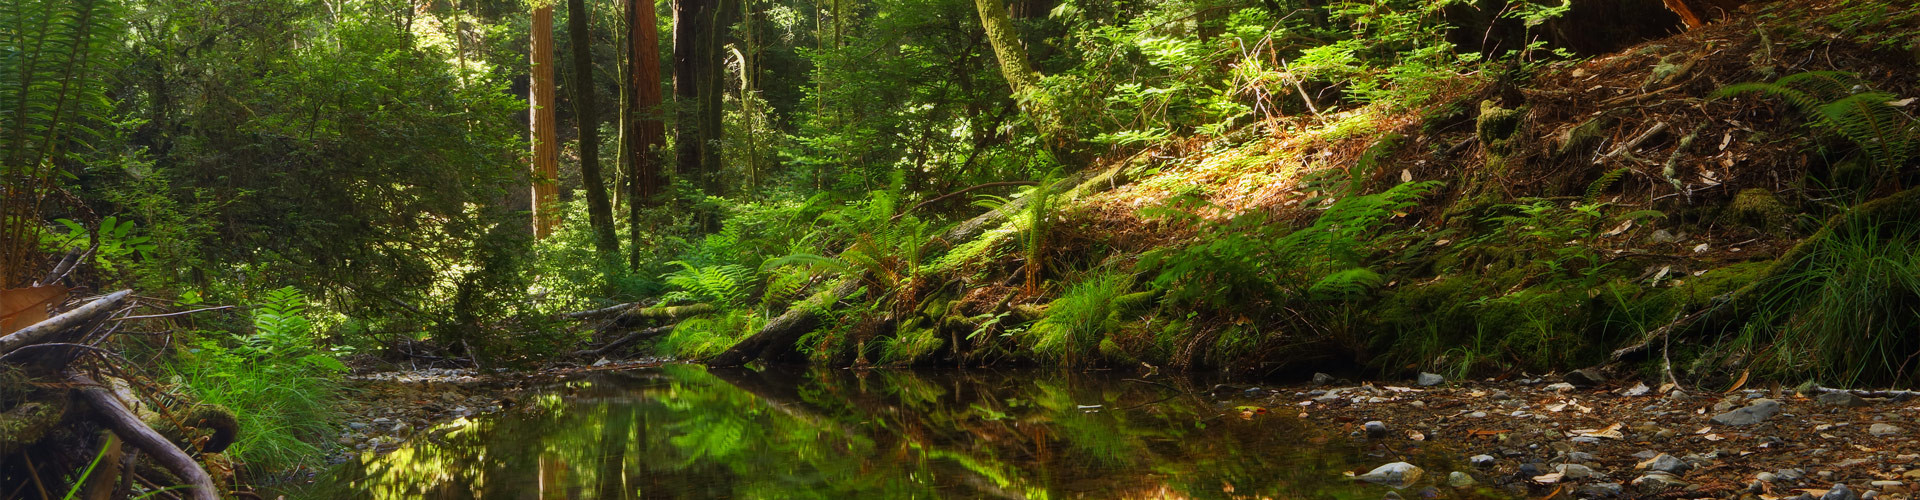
[171,286,343,472]
[1717,71,1920,170]
[1747,223,1920,385]
[662,262,755,308]
[659,310,765,360]
[1584,168,1631,203]
[1028,271,1132,365]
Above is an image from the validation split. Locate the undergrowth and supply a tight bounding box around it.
[170,287,345,472]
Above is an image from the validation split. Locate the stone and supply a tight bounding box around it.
[1870,423,1903,437]
[1638,454,1689,474]
[1313,372,1337,386]
[1649,229,1680,244]
[1358,462,1425,488]
[1383,492,1404,500]
[1623,383,1651,397]
[1711,399,1782,426]
[1468,411,1488,418]
[1366,421,1391,438]
[1577,483,1626,498]
[1862,492,1880,500]
[1633,473,1688,493]
[1470,455,1496,468]
[1418,372,1446,386]
[1825,483,1860,500]
[1546,382,1576,392]
[1778,469,1807,481]
[1870,481,1902,489]
[1758,472,1779,482]
[1558,464,1597,479]
[1449,471,1476,488]
[1564,369,1608,388]
[1819,392,1871,408]
[347,422,369,430]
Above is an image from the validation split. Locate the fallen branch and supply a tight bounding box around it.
[564,303,713,321]
[1597,121,1669,164]
[891,181,1039,222]
[67,372,219,500]
[574,324,676,357]
[112,305,234,322]
[0,290,131,356]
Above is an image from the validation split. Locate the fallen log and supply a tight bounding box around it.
[68,372,219,500]
[574,324,676,357]
[709,164,1132,367]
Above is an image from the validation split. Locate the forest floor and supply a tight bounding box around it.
[1241,373,1920,500]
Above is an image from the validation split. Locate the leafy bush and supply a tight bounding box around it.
[1718,71,1919,171]
[171,286,345,472]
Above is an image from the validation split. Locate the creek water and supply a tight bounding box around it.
[293,365,1503,499]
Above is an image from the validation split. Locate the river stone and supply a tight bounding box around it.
[1546,382,1576,392]
[348,422,369,430]
[1565,369,1608,388]
[1711,399,1781,426]
[1862,491,1880,500]
[1558,464,1597,479]
[1825,483,1860,500]
[1366,420,1391,438]
[1638,454,1689,474]
[1383,492,1404,500]
[1470,455,1496,468]
[1819,392,1871,408]
[1633,473,1689,493]
[1418,372,1446,386]
[1358,462,1425,488]
[1778,469,1808,481]
[1313,372,1337,386]
[1449,471,1476,488]
[1578,483,1626,498]
[1870,423,1903,437]
[1623,383,1651,397]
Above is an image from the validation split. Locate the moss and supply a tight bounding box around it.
[1728,188,1791,234]
[1556,115,1614,158]
[1476,100,1523,158]
[0,397,69,456]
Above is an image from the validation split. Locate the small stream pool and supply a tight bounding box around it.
[291,365,1501,499]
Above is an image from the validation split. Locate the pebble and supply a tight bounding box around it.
[348,422,369,430]
[1710,398,1781,426]
[1778,469,1808,481]
[1312,372,1337,386]
[1819,392,1871,408]
[1449,471,1476,488]
[1546,383,1576,392]
[1638,453,1690,474]
[1383,492,1404,500]
[1470,454,1496,467]
[1366,420,1390,438]
[1632,473,1689,493]
[1468,411,1487,418]
[1418,372,1446,386]
[1577,482,1625,498]
[1623,383,1651,397]
[1870,481,1902,489]
[1825,483,1860,500]
[1870,423,1903,437]
[1357,462,1425,488]
[1564,369,1608,388]
[1557,464,1597,479]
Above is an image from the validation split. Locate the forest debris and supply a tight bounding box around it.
[574,324,676,358]
[1599,121,1670,164]
[0,290,130,357]
[68,372,220,500]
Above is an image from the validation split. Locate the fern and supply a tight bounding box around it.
[1717,71,1919,169]
[1308,267,1384,301]
[1585,167,1630,203]
[661,261,754,307]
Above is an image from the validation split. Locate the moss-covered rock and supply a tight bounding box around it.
[0,397,68,456]
[1476,100,1524,158]
[1728,188,1790,234]
[1556,115,1614,158]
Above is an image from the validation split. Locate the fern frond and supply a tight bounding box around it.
[1308,267,1384,301]
[1584,167,1629,203]
[1818,92,1917,168]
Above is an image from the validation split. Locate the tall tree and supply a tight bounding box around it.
[530,3,561,238]
[672,0,731,206]
[568,0,620,260]
[973,0,1069,158]
[624,0,668,268]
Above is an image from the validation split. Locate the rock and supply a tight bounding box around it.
[1623,383,1651,397]
[1650,229,1680,244]
[1366,421,1391,438]
[1577,483,1626,498]
[1870,481,1902,489]
[1870,423,1903,437]
[1449,471,1476,488]
[372,417,394,425]
[1313,372,1337,386]
[1558,464,1597,479]
[1565,369,1608,388]
[1357,462,1425,488]
[1862,492,1880,500]
[1418,372,1446,386]
[1777,469,1807,481]
[592,357,613,367]
[1819,392,1871,408]
[1546,382,1576,392]
[1468,411,1488,418]
[1711,399,1781,426]
[1825,483,1860,500]
[1758,472,1779,482]
[391,422,412,434]
[1633,473,1689,493]
[347,422,369,431]
[1470,455,1496,468]
[1383,492,1404,500]
[1638,454,1689,474]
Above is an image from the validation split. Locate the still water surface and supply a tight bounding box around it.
[297,365,1499,499]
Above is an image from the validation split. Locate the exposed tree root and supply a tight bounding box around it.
[68,371,220,500]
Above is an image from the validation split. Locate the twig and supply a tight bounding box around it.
[576,324,676,357]
[67,371,220,500]
[1598,121,1669,164]
[112,306,234,322]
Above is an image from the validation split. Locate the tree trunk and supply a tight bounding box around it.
[973,0,1069,159]
[530,5,561,239]
[626,0,668,268]
[568,0,621,261]
[673,0,731,222]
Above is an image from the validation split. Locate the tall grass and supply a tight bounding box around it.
[1029,271,1133,365]
[170,287,344,473]
[1757,222,1920,385]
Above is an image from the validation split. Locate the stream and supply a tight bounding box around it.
[292,365,1503,499]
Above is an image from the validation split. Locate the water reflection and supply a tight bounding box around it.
[297,365,1502,499]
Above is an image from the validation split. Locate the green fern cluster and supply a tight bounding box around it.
[661,261,755,308]
[1717,71,1919,170]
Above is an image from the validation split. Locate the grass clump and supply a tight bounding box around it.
[170,287,345,473]
[1746,223,1920,385]
[1029,271,1135,365]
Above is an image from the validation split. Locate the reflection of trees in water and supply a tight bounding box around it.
[301,367,1499,500]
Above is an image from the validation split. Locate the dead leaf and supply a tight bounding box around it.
[1409,430,1426,441]
[1704,433,1724,441]
[1573,422,1626,439]
[1724,370,1750,394]
[1601,219,1634,237]
[1533,472,1564,484]
[0,286,69,335]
